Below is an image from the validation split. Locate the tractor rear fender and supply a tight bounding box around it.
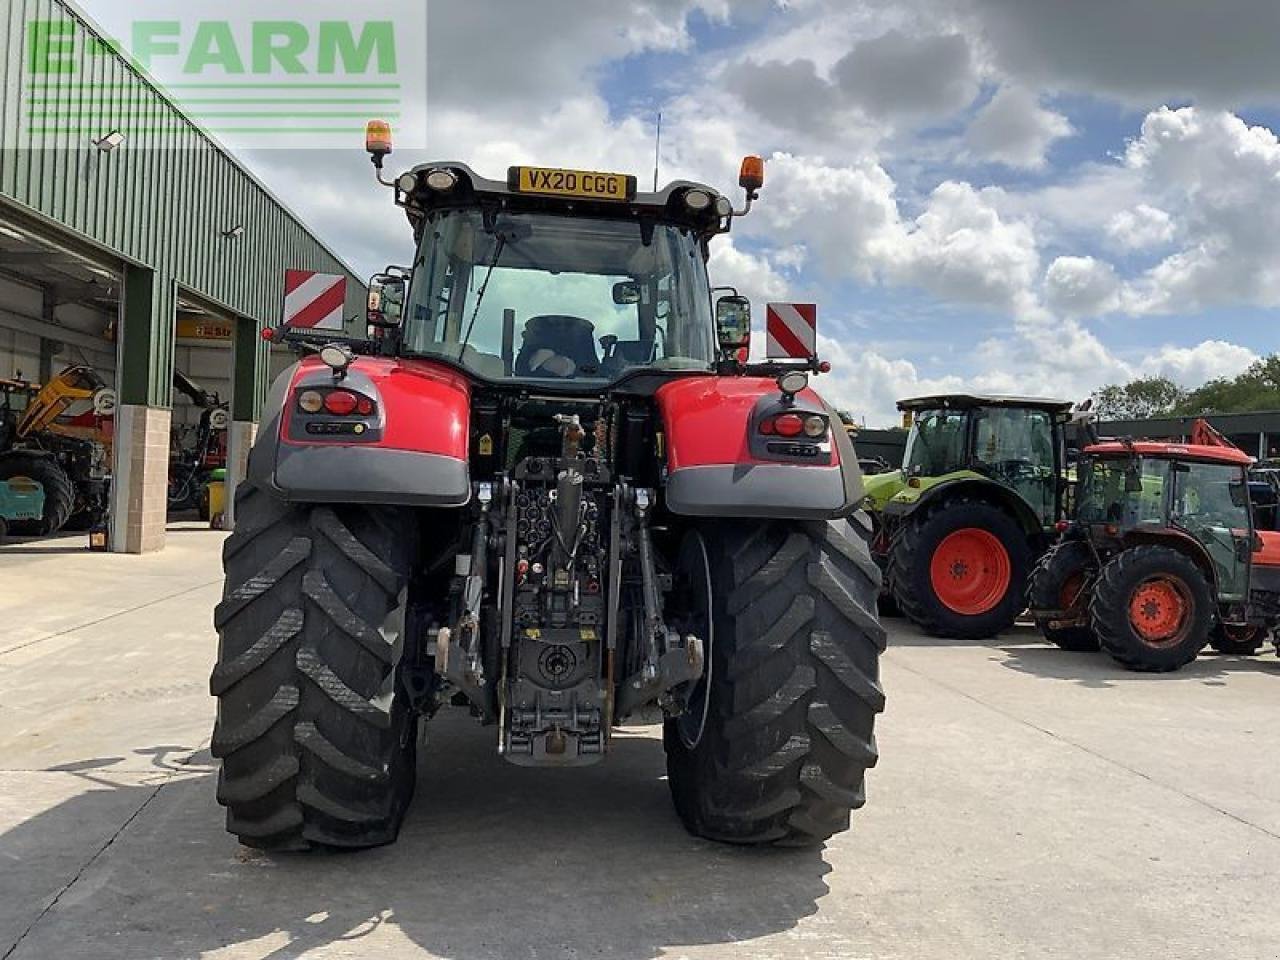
[655,376,863,520]
[1120,529,1219,593]
[247,355,472,507]
[884,477,1045,540]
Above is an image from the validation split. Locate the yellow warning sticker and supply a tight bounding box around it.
[478,434,494,456]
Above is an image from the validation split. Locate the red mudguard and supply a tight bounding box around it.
[250,356,473,507]
[655,376,863,520]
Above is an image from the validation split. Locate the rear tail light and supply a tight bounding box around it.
[323,391,359,415]
[773,414,804,437]
[759,413,827,438]
[296,388,376,417]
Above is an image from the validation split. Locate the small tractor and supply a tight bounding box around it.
[209,127,885,851]
[0,366,115,535]
[862,394,1073,638]
[1028,422,1280,671]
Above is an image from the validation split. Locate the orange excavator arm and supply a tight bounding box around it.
[1189,417,1238,451]
[14,365,105,439]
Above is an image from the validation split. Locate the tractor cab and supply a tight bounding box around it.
[891,394,1073,527]
[1077,442,1260,604]
[357,151,768,395]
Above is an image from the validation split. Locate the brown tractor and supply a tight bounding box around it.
[1029,425,1280,671]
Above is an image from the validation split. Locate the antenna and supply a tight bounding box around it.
[652,111,662,191]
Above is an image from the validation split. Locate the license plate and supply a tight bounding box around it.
[508,166,635,202]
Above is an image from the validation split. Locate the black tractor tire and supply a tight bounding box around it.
[210,479,419,850]
[887,497,1032,639]
[663,514,886,847]
[0,453,75,535]
[1027,540,1099,651]
[1208,624,1265,656]
[1090,545,1213,672]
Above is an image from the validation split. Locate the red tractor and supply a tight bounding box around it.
[1029,426,1280,671]
[209,130,885,851]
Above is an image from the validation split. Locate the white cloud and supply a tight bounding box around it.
[1119,107,1280,313]
[1106,204,1176,250]
[885,182,1040,310]
[707,239,789,306]
[1138,340,1259,387]
[964,86,1073,169]
[1044,256,1120,316]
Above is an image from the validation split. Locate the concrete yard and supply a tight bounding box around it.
[1,529,1278,960]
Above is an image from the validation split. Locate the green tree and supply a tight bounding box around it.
[1175,355,1280,414]
[1091,376,1186,419]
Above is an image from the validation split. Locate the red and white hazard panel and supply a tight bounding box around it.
[283,270,347,331]
[765,302,817,359]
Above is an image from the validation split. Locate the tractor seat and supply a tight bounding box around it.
[1254,530,1280,566]
[515,315,599,377]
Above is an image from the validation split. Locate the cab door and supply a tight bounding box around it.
[970,406,1057,528]
[1169,461,1252,603]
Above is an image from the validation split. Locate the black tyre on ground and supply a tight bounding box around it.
[1027,540,1099,651]
[663,514,886,847]
[1090,545,1212,672]
[0,453,75,535]
[1208,624,1265,655]
[210,479,419,850]
[888,497,1032,639]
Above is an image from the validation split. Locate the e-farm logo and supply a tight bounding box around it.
[21,1,426,150]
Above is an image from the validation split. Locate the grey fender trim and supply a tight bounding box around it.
[269,444,470,507]
[664,463,853,520]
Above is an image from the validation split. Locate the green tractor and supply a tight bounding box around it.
[864,394,1074,638]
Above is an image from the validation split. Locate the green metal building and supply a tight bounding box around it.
[0,0,365,551]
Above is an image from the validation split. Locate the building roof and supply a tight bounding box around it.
[1084,440,1253,466]
[897,393,1074,413]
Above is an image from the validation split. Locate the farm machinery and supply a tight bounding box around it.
[1028,421,1280,671]
[208,127,885,851]
[0,366,114,535]
[862,394,1073,638]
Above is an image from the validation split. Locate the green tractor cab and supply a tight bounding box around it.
[867,394,1075,638]
[0,476,46,543]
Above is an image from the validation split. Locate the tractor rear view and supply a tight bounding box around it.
[1028,433,1280,671]
[863,395,1072,638]
[208,129,885,851]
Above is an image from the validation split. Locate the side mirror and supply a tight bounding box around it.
[367,273,406,329]
[715,295,751,353]
[612,281,641,305]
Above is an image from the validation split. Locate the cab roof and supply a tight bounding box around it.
[897,393,1074,413]
[397,161,729,238]
[1084,440,1253,467]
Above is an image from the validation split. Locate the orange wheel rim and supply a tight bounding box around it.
[1223,624,1263,644]
[1060,572,1085,611]
[929,528,1012,615]
[1128,577,1191,646]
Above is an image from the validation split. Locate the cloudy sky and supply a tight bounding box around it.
[109,0,1280,425]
